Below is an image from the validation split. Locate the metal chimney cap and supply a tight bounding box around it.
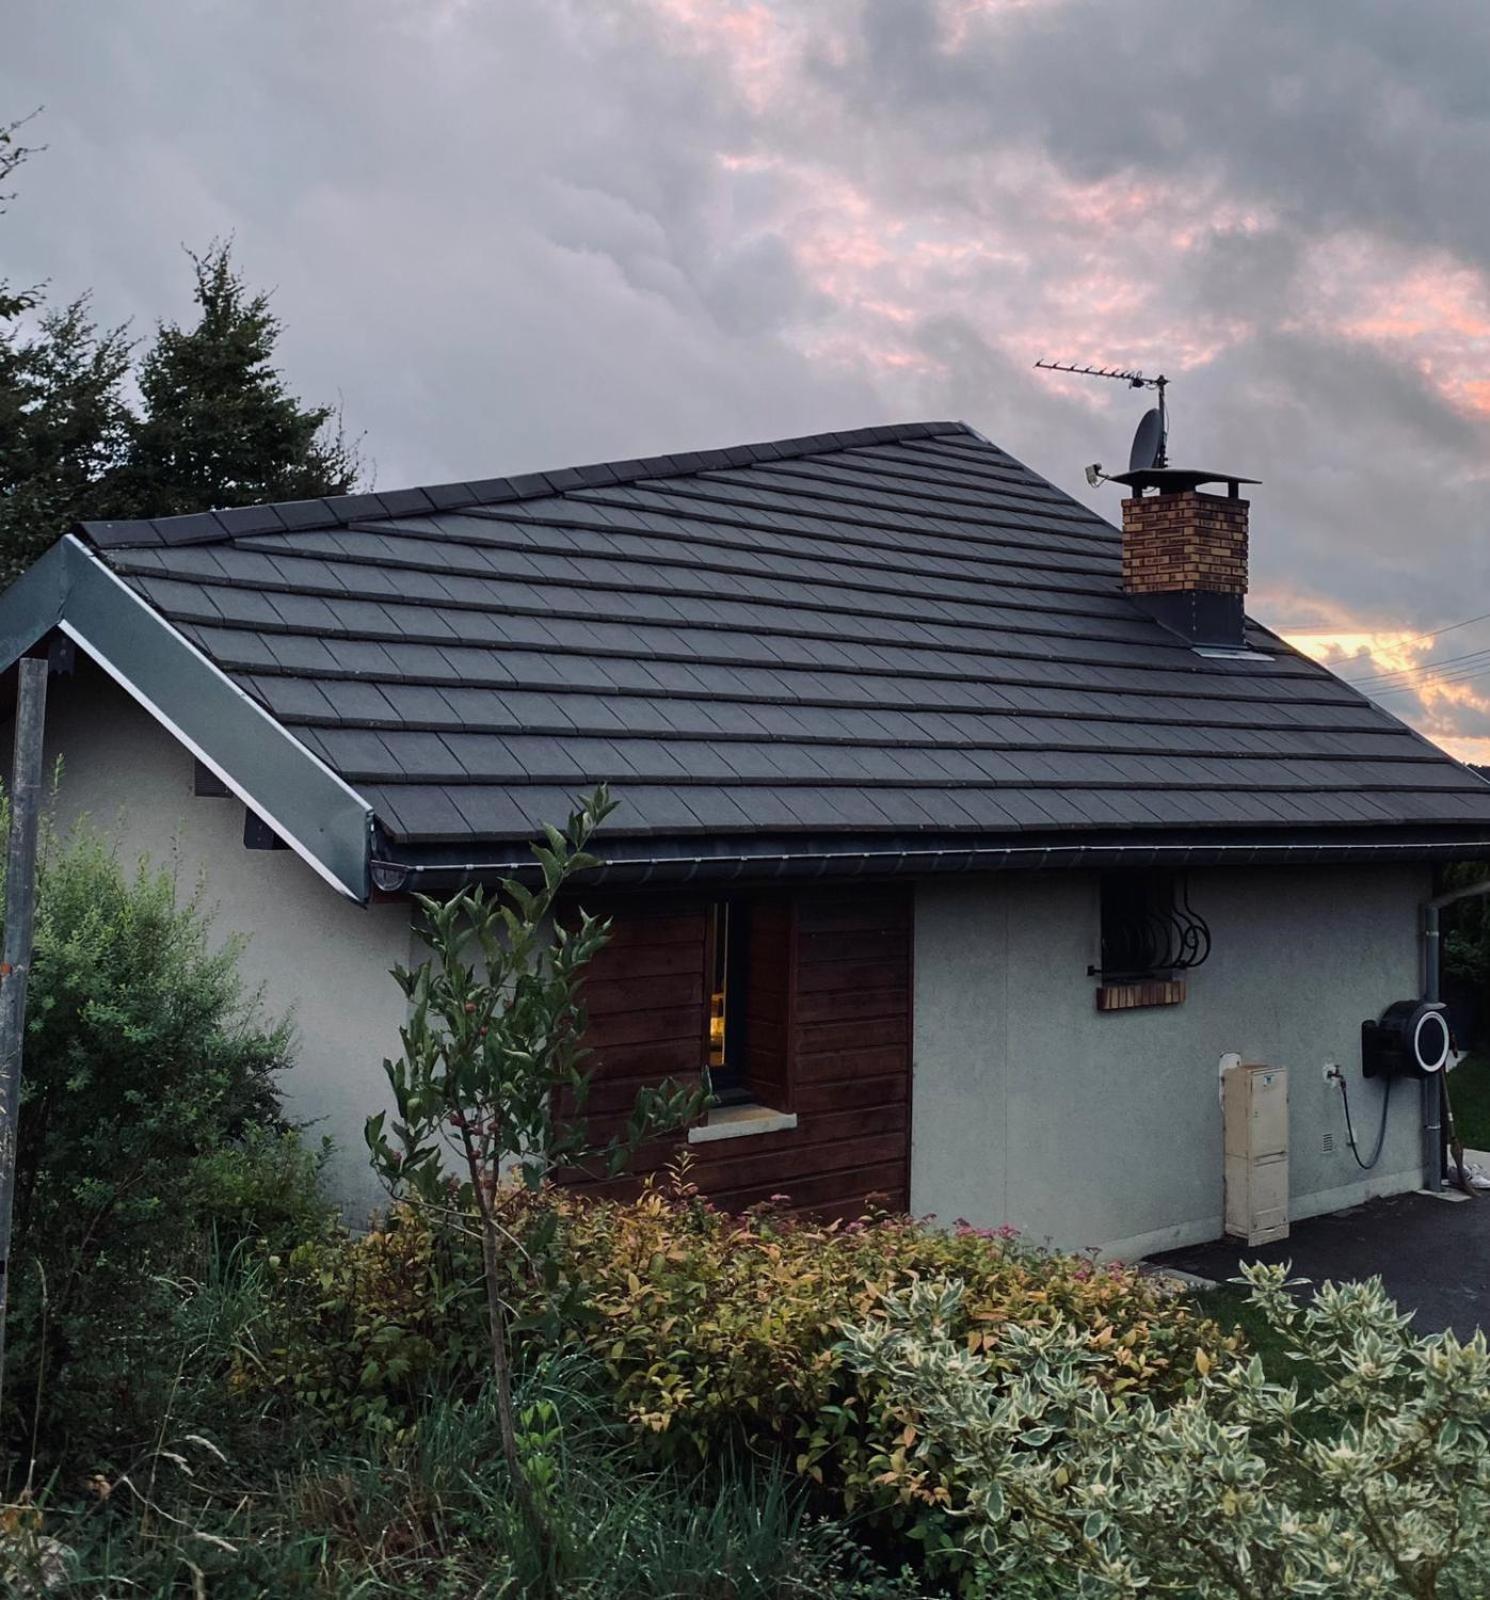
[1110,466,1259,495]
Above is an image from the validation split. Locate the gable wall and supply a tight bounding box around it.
[37,660,408,1218]
[912,864,1431,1258]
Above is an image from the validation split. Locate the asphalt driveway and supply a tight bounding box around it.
[1149,1188,1490,1338]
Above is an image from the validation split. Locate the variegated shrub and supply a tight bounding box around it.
[842,1264,1490,1598]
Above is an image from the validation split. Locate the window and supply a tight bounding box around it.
[706,900,752,1105]
[1095,872,1210,1011]
[701,897,792,1113]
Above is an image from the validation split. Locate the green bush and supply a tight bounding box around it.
[188,1124,333,1251]
[237,1209,485,1437]
[844,1264,1490,1598]
[2,818,321,1466]
[244,1171,1221,1573]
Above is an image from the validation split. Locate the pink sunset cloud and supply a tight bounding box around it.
[28,0,1485,760]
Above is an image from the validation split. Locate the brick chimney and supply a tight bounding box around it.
[1116,470,1256,648]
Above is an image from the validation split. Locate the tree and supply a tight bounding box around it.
[0,114,42,323]
[1,112,361,570]
[0,297,133,582]
[113,242,358,517]
[0,113,137,582]
[364,788,704,1566]
[1,113,131,573]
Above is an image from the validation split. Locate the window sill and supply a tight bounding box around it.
[1096,978,1187,1012]
[687,1104,798,1144]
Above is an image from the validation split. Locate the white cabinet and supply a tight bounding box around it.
[1223,1064,1289,1246]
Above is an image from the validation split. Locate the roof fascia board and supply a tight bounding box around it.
[0,538,71,663]
[0,537,372,902]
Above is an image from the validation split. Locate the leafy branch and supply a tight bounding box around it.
[365,786,706,1575]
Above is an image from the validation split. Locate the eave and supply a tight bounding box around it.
[370,822,1490,893]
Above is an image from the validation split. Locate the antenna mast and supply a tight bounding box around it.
[1034,358,1169,468]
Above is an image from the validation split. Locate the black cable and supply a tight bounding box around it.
[1337,1071,1393,1171]
[1325,609,1490,674]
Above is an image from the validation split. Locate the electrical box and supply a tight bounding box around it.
[1223,1063,1289,1246]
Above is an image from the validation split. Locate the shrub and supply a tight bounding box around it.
[188,1124,332,1251]
[238,1209,485,1437]
[843,1264,1490,1598]
[3,817,310,1466]
[244,1170,1220,1571]
[534,1174,1220,1572]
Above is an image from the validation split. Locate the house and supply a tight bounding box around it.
[4,419,1489,1255]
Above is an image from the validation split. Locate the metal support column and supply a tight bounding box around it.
[0,656,48,1406]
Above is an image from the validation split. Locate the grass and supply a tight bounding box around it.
[1449,1050,1490,1153]
[0,1243,920,1600]
[1191,1284,1342,1452]
[1195,1284,1322,1387]
[23,1364,918,1598]
[5,1331,928,1600]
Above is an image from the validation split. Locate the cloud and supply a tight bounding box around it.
[6,0,1490,749]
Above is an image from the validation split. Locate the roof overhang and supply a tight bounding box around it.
[0,536,373,901]
[371,824,1490,893]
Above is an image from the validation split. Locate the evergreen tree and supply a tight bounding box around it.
[115,243,358,517]
[0,113,135,580]
[0,115,41,322]
[0,297,133,581]
[1,114,360,573]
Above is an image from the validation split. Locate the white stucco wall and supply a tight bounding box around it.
[36,660,408,1219]
[26,658,1438,1250]
[911,864,1430,1258]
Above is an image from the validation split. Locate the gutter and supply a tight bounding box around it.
[373,833,1490,893]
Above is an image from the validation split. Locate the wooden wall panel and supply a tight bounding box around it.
[741,900,792,1110]
[567,887,913,1217]
[560,897,709,1190]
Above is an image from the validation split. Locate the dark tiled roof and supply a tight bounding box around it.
[75,419,1490,853]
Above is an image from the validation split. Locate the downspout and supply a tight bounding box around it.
[1423,876,1490,1192]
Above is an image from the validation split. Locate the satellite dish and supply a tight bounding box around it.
[1129,407,1165,473]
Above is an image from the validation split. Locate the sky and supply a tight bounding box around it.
[6,0,1490,757]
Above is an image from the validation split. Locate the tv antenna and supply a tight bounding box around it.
[1033,358,1169,481]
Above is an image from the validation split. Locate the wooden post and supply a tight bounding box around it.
[0,657,48,1404]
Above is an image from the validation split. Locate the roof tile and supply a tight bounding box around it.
[64,419,1490,853]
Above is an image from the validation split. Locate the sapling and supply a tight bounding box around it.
[365,787,704,1549]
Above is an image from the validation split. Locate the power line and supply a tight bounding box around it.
[1331,609,1490,677]
[1347,642,1490,690]
[1270,609,1490,695]
[1369,658,1490,698]
[1269,608,1490,681]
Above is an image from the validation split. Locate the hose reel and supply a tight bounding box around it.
[1361,1000,1451,1080]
